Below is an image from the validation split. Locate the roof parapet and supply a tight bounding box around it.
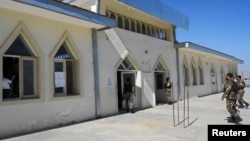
[14,0,115,28]
[119,0,189,30]
[175,42,244,64]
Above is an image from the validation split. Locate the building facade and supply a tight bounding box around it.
[0,0,243,139]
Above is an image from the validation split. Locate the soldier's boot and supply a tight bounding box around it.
[126,108,130,113]
[245,102,249,109]
[130,108,135,113]
[238,105,244,108]
[231,116,236,122]
[234,113,242,123]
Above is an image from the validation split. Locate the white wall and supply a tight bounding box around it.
[0,8,96,138]
[178,50,231,98]
[97,28,177,111]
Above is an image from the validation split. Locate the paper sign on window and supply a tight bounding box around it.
[55,72,65,88]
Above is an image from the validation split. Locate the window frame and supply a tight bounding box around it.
[3,55,38,100]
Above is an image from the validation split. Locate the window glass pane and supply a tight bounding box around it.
[23,60,34,96]
[151,27,155,37]
[147,25,151,36]
[66,61,77,95]
[131,21,135,32]
[123,59,130,69]
[142,24,146,34]
[5,36,33,56]
[2,57,20,99]
[155,28,159,38]
[55,44,72,59]
[136,22,141,33]
[55,62,63,71]
[163,31,167,40]
[124,18,129,30]
[118,16,123,28]
[118,64,125,70]
[54,62,64,94]
[110,13,116,20]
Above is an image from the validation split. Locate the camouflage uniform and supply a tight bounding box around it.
[222,79,238,119]
[165,81,172,104]
[123,78,135,113]
[237,79,249,108]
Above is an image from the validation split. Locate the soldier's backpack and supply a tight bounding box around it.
[231,81,239,94]
[242,81,245,89]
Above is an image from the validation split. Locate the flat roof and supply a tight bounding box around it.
[175,42,244,64]
[119,0,189,30]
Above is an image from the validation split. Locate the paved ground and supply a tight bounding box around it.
[2,88,250,141]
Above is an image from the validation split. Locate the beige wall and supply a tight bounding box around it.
[178,49,238,98]
[0,8,96,138]
[97,28,177,111]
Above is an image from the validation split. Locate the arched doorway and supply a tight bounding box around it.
[116,56,139,112]
[211,64,218,93]
[154,57,169,104]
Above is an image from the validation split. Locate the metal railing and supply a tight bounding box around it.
[173,84,198,128]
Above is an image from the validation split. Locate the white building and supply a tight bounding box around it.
[0,0,243,139]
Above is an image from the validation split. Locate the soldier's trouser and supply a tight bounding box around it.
[166,90,172,103]
[237,92,248,106]
[128,96,133,110]
[226,99,238,117]
[125,92,133,110]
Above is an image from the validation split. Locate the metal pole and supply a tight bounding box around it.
[183,86,185,128]
[172,81,175,127]
[187,86,189,125]
[92,29,101,118]
[177,90,180,124]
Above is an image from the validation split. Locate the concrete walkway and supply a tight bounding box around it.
[2,88,250,141]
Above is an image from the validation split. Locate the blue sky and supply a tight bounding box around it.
[163,0,250,78]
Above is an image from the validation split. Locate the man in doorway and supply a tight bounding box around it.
[221,73,241,122]
[164,77,173,104]
[236,75,249,108]
[123,77,135,113]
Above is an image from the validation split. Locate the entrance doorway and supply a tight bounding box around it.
[211,66,217,94]
[211,73,217,93]
[154,58,169,105]
[117,71,137,111]
[116,56,138,113]
[155,72,167,104]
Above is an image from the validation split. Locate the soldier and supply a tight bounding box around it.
[236,75,249,108]
[221,73,240,122]
[123,77,135,113]
[164,77,173,104]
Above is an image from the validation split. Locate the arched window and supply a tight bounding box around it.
[124,17,130,30]
[142,23,146,34]
[117,15,123,28]
[110,12,116,21]
[136,21,141,33]
[151,27,155,37]
[146,24,151,36]
[154,28,159,38]
[220,66,225,84]
[191,58,197,85]
[1,22,40,100]
[198,59,204,85]
[131,20,136,32]
[211,65,216,85]
[51,32,79,97]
